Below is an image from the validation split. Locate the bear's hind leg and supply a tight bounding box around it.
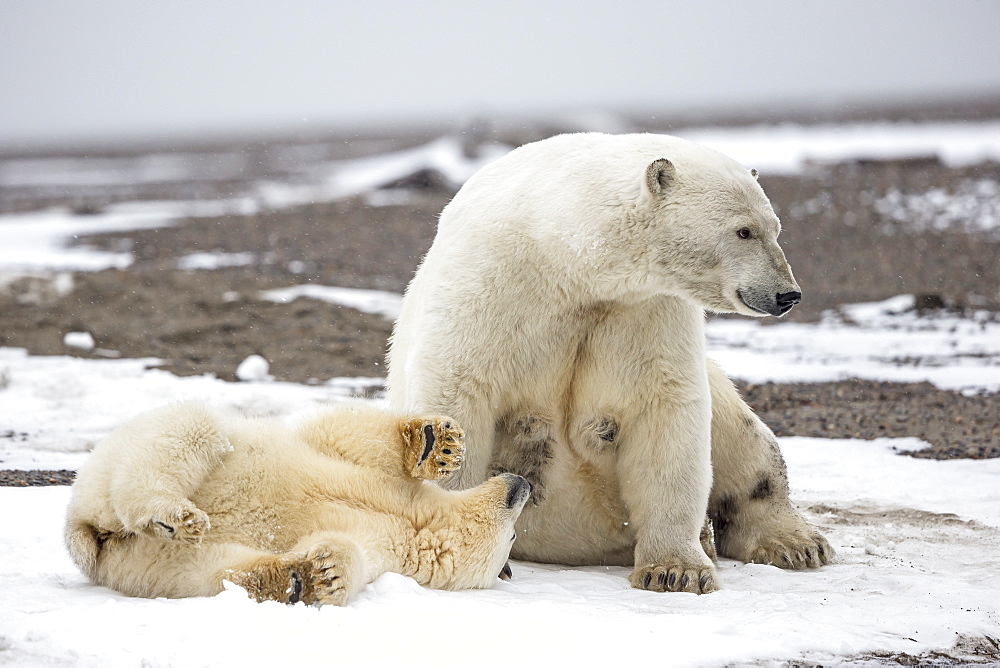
[707,361,834,568]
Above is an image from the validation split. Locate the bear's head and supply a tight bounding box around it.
[640,151,801,318]
[410,472,531,591]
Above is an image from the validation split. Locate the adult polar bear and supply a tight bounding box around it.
[388,133,832,594]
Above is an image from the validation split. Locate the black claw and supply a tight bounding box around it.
[442,449,452,455]
[288,572,303,604]
[155,521,175,535]
[643,572,652,588]
[499,562,513,580]
[667,572,677,588]
[699,574,710,590]
[417,425,436,466]
[679,574,690,590]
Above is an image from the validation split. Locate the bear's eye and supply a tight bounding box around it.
[737,228,753,239]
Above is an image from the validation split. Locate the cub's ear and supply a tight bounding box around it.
[645,158,675,195]
[750,168,759,180]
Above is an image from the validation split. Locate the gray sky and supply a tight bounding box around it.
[1,0,998,144]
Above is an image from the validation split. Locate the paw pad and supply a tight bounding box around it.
[404,417,465,480]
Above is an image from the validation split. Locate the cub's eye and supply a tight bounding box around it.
[737,228,753,239]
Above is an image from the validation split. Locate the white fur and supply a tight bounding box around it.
[65,402,529,605]
[388,133,832,594]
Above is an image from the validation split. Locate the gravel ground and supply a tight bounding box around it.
[2,113,999,486]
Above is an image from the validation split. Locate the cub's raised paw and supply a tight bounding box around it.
[748,531,834,569]
[629,562,718,594]
[145,502,210,543]
[401,416,465,480]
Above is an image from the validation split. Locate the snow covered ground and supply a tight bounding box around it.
[2,310,998,666]
[2,121,1000,665]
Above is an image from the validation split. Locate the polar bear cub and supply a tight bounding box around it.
[65,402,530,606]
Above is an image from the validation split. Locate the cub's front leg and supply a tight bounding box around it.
[399,416,465,480]
[618,397,718,594]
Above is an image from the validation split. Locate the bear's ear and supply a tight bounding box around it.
[645,158,675,195]
[750,168,759,180]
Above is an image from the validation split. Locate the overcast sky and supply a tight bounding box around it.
[1,0,998,145]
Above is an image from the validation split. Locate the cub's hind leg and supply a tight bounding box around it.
[96,532,368,607]
[228,532,368,607]
[66,402,230,578]
[106,402,230,540]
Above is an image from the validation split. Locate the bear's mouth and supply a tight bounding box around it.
[736,290,771,316]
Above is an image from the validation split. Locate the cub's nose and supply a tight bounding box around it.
[775,291,801,315]
[502,474,532,510]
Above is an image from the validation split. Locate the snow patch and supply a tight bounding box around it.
[707,295,1000,393]
[875,178,1000,236]
[235,354,273,382]
[678,120,1000,174]
[259,285,403,320]
[177,251,256,270]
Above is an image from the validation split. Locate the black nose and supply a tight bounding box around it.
[504,474,532,509]
[775,291,801,314]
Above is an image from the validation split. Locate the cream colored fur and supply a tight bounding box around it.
[65,402,529,606]
[388,132,832,594]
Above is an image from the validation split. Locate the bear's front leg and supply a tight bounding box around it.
[400,416,465,480]
[618,398,718,594]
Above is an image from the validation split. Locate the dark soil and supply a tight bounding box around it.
[2,118,999,489]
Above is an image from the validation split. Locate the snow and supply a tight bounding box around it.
[61,332,95,351]
[235,354,273,382]
[0,199,259,272]
[707,295,1000,394]
[2,120,1000,664]
[677,120,1000,173]
[1,437,997,666]
[259,284,404,320]
[176,251,256,270]
[874,178,1000,236]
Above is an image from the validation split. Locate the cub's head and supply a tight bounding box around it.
[641,148,800,317]
[421,473,531,591]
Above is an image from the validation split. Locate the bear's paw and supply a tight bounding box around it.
[402,416,465,480]
[144,502,210,544]
[629,562,718,594]
[287,542,362,607]
[747,531,834,569]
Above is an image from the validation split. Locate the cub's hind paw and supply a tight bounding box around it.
[145,502,210,543]
[230,540,363,607]
[290,541,363,607]
[401,416,465,480]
